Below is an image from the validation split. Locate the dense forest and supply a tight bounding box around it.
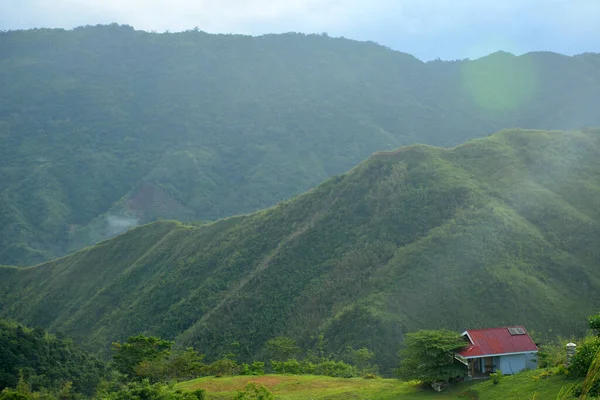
[0,319,106,396]
[2,128,600,374]
[1,24,600,266]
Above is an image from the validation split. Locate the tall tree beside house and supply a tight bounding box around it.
[397,329,467,385]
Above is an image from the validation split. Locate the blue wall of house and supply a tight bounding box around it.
[497,353,537,374]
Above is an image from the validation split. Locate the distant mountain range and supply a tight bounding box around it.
[1,25,600,265]
[2,128,599,373]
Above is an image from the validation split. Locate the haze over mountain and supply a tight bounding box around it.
[2,128,600,373]
[1,25,600,266]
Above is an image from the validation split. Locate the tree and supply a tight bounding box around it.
[397,329,467,385]
[112,335,173,380]
[265,336,300,362]
[588,312,600,336]
[98,379,205,400]
[136,347,205,383]
[347,347,378,375]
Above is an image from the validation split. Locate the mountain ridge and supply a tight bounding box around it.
[2,127,600,373]
[2,25,600,265]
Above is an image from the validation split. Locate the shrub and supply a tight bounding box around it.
[572,382,600,398]
[97,379,206,400]
[249,362,265,376]
[314,361,358,378]
[568,336,600,378]
[490,370,503,384]
[239,362,265,376]
[205,359,239,377]
[537,336,578,368]
[233,383,274,400]
[271,359,301,375]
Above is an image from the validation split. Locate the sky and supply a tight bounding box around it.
[2,0,600,60]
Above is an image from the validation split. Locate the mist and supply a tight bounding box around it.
[106,214,139,237]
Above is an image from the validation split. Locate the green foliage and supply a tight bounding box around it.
[265,337,300,362]
[0,319,106,396]
[397,329,467,384]
[538,336,577,368]
[568,336,600,378]
[3,129,600,375]
[232,383,273,400]
[135,348,205,383]
[239,362,265,376]
[112,335,173,380]
[204,359,239,377]
[97,379,205,400]
[344,347,378,375]
[1,26,600,267]
[588,312,600,336]
[490,370,503,384]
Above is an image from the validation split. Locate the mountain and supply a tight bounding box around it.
[2,128,600,373]
[2,24,600,266]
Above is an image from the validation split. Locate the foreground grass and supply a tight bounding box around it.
[178,369,574,399]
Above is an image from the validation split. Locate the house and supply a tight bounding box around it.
[455,326,538,377]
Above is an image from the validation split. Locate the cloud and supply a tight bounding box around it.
[106,215,139,237]
[1,0,599,60]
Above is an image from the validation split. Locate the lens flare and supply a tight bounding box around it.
[461,52,537,111]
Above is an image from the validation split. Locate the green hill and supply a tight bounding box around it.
[2,128,600,373]
[177,369,573,399]
[1,24,600,265]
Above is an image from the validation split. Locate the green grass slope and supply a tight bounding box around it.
[1,25,600,265]
[177,369,573,399]
[2,128,600,373]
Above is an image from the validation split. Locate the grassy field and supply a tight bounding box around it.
[178,369,575,399]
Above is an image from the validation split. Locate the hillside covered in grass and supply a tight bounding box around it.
[2,128,600,373]
[1,24,600,265]
[177,369,574,399]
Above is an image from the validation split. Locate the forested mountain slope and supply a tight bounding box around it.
[2,128,600,373]
[1,24,600,265]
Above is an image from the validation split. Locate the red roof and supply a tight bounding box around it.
[456,326,538,358]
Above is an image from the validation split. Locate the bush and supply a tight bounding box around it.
[205,359,239,377]
[270,359,301,375]
[588,312,600,336]
[97,379,205,400]
[490,370,503,384]
[233,383,274,400]
[537,336,578,368]
[568,336,600,378]
[239,362,265,376]
[314,361,357,378]
[572,381,600,398]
